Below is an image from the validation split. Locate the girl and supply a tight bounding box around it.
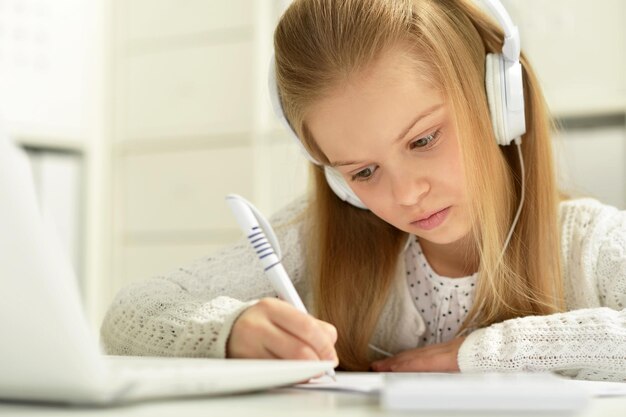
[101,0,626,381]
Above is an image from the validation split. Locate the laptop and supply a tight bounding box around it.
[0,132,334,405]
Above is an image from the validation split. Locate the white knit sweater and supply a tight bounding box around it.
[100,197,626,381]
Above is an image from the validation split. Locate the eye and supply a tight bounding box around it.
[409,129,441,150]
[351,165,377,182]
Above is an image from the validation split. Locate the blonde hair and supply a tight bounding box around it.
[274,0,565,371]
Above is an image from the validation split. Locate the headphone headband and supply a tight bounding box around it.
[268,58,322,166]
[481,0,520,61]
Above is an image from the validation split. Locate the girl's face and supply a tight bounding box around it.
[306,48,472,246]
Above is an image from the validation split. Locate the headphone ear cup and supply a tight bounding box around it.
[485,53,508,146]
[486,52,526,146]
[323,167,368,210]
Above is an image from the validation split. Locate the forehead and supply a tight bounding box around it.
[305,48,443,161]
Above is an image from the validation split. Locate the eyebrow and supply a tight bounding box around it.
[329,103,443,168]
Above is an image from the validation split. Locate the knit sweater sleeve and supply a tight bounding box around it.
[100,196,310,358]
[457,199,626,381]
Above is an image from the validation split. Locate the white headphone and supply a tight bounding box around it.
[268,0,526,211]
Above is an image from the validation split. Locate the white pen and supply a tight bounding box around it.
[226,194,337,381]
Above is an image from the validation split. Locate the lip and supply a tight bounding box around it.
[411,206,451,231]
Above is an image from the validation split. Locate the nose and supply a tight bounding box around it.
[388,165,429,207]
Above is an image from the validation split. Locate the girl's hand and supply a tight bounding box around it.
[370,336,466,372]
[226,297,339,365]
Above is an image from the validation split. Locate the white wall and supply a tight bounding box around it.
[105,0,310,322]
[0,0,110,326]
[500,0,626,209]
[555,122,626,209]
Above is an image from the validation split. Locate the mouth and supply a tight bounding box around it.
[410,206,451,231]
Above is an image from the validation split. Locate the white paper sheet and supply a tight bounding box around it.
[294,373,383,394]
[294,372,626,398]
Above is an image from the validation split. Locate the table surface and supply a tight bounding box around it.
[0,387,625,417]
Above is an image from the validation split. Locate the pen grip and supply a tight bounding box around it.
[265,263,308,313]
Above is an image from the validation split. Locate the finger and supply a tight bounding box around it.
[262,346,281,359]
[316,319,338,344]
[390,358,429,372]
[313,319,339,361]
[380,353,433,372]
[371,359,393,372]
[373,348,434,372]
[396,343,444,358]
[266,301,337,360]
[263,323,321,361]
[389,341,454,364]
[391,353,455,372]
[372,349,424,369]
[372,340,461,372]
[229,301,312,359]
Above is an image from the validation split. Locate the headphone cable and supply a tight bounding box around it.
[498,138,525,265]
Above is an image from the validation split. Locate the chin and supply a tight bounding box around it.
[419,234,462,245]
[421,227,473,246]
[410,221,472,244]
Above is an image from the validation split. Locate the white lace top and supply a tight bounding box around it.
[100,197,626,381]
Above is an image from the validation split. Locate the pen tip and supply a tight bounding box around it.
[325,369,337,381]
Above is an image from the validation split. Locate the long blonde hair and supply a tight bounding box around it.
[274,0,565,371]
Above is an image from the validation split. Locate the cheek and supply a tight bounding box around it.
[362,191,402,226]
[443,159,465,193]
[348,184,391,217]
[351,185,384,209]
[439,134,466,190]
